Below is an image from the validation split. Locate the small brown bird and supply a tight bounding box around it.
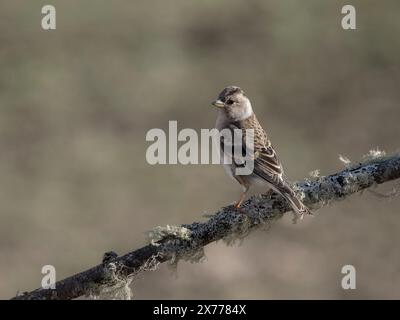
[212,86,310,217]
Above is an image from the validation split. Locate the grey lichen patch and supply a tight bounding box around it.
[88,250,167,300]
[337,174,363,197]
[362,148,386,163]
[299,174,349,209]
[146,225,192,246]
[168,247,206,274]
[87,263,134,300]
[339,148,389,170]
[146,224,207,273]
[309,169,321,178]
[91,278,133,300]
[316,172,365,205]
[306,150,395,210]
[291,182,319,216]
[339,154,352,167]
[161,233,206,273]
[222,214,254,246]
[215,197,284,245]
[139,252,163,273]
[292,183,309,202]
[314,181,336,205]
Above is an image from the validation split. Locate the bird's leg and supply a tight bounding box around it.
[234,183,249,213]
[234,192,247,209]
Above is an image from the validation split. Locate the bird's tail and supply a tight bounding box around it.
[274,182,311,217]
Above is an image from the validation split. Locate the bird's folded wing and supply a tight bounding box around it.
[253,146,283,181]
[222,124,283,180]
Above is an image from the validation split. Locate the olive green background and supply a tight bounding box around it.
[0,0,399,299]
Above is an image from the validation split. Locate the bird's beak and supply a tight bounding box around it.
[212,99,225,108]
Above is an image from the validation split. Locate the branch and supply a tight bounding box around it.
[12,152,400,300]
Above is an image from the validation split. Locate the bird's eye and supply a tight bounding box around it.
[226,99,234,105]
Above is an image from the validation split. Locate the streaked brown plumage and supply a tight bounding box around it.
[212,86,310,217]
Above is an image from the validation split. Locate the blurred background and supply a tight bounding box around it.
[0,0,399,299]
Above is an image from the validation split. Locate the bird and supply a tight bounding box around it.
[212,85,310,217]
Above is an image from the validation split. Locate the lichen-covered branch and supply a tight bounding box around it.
[12,152,400,300]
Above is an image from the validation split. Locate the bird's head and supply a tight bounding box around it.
[212,86,253,121]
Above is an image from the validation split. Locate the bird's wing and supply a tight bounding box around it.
[227,116,283,181]
[253,144,283,179]
[227,118,310,216]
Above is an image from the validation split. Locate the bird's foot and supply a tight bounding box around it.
[233,203,246,214]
